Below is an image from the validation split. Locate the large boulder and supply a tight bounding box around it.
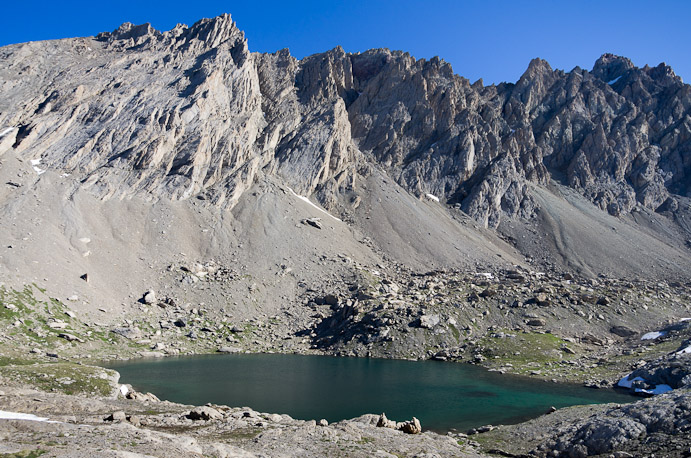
[419,314,440,329]
[610,325,637,337]
[143,290,157,305]
[187,406,223,421]
[399,417,422,434]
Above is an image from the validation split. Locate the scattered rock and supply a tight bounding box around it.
[139,351,165,358]
[376,413,397,429]
[419,314,440,329]
[110,327,142,339]
[187,406,223,421]
[126,391,160,402]
[47,321,68,329]
[610,325,636,337]
[143,290,156,305]
[399,417,422,434]
[526,318,546,327]
[301,218,323,229]
[58,333,84,343]
[479,288,496,298]
[533,293,550,306]
[376,413,422,434]
[105,411,126,422]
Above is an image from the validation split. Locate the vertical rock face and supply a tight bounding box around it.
[1,14,266,207]
[1,15,690,229]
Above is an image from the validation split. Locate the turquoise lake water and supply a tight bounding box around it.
[106,353,633,432]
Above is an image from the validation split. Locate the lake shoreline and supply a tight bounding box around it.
[105,352,635,433]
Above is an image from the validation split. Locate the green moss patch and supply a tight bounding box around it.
[0,363,117,396]
[0,450,47,458]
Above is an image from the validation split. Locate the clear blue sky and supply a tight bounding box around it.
[1,0,689,85]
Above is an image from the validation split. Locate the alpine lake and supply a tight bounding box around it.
[106,353,634,433]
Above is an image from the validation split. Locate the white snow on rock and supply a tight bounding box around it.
[618,374,674,395]
[676,345,691,355]
[641,331,667,340]
[0,410,59,423]
[424,193,439,202]
[617,375,645,389]
[0,127,15,138]
[30,158,46,175]
[119,385,129,396]
[635,384,673,395]
[286,187,341,221]
[608,76,623,85]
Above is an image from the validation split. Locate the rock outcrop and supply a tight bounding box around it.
[2,16,691,231]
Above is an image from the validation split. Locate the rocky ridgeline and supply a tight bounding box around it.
[1,16,690,228]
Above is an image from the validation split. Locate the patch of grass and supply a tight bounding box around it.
[0,450,47,458]
[0,355,36,367]
[473,330,569,373]
[0,363,116,396]
[449,324,461,341]
[214,428,261,442]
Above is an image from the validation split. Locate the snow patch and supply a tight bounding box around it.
[608,76,623,85]
[475,272,494,280]
[119,385,129,396]
[424,193,439,202]
[0,127,14,138]
[0,410,59,423]
[635,384,673,395]
[641,331,667,340]
[618,375,674,395]
[286,187,341,221]
[30,158,45,175]
[617,375,645,389]
[676,345,691,355]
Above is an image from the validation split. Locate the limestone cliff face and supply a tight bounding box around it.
[1,15,690,228]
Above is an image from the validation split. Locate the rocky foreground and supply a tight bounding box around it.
[1,272,691,457]
[0,356,690,457]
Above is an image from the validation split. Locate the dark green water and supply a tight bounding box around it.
[106,353,633,432]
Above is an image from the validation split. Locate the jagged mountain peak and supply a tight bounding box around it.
[95,13,244,52]
[591,52,634,82]
[524,57,554,75]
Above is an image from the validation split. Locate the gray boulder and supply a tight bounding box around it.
[419,314,440,329]
[188,406,223,421]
